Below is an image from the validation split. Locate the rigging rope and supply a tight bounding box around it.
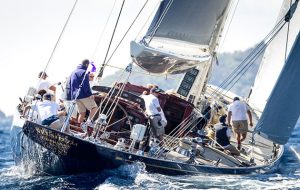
[30,0,79,120]
[217,0,240,53]
[213,0,299,96]
[147,0,173,44]
[208,17,286,97]
[101,0,150,70]
[154,2,299,155]
[97,0,126,78]
[225,23,286,94]
[91,0,118,60]
[135,0,161,40]
[40,0,79,79]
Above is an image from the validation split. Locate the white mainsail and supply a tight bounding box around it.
[248,0,300,114]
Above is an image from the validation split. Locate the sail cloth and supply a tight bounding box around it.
[248,0,300,113]
[255,32,300,145]
[131,0,231,74]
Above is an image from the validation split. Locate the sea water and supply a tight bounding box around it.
[0,123,300,190]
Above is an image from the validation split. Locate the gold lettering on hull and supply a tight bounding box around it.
[35,127,78,156]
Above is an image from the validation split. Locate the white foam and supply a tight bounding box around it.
[290,145,300,161]
[95,183,119,190]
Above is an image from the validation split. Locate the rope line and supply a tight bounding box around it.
[102,0,150,69]
[147,0,173,44]
[30,0,79,120]
[97,0,126,78]
[91,0,118,60]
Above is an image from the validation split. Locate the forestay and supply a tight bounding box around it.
[131,0,231,74]
[255,32,300,145]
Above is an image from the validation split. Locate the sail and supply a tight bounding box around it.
[248,0,300,114]
[131,0,231,74]
[255,32,300,145]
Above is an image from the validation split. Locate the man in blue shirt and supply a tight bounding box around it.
[66,59,97,124]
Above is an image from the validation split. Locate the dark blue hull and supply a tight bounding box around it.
[12,120,283,175]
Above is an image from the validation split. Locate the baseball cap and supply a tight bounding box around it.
[38,71,48,78]
[233,97,240,101]
[43,93,52,100]
[150,87,162,93]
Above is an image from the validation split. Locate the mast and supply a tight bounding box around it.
[175,0,233,105]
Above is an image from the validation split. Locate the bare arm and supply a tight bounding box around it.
[49,85,56,92]
[247,110,253,127]
[227,111,232,127]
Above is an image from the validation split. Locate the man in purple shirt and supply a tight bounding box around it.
[66,59,97,124]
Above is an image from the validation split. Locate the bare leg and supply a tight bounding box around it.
[88,107,97,121]
[236,133,241,150]
[158,135,164,146]
[240,133,247,142]
[49,120,61,131]
[78,112,86,123]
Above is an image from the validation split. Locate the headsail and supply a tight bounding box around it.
[255,32,300,145]
[248,0,300,114]
[131,0,231,74]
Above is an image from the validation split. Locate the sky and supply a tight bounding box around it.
[0,0,284,115]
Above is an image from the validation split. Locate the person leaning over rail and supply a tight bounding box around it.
[22,93,66,131]
[227,97,253,151]
[141,87,167,142]
[66,59,97,126]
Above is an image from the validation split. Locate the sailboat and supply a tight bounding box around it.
[10,0,300,175]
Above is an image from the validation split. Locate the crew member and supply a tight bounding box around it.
[227,97,253,150]
[142,87,167,142]
[214,115,240,156]
[66,59,97,125]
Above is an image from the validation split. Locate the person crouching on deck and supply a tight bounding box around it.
[214,115,240,156]
[66,59,97,128]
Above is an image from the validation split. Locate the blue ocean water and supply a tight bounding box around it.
[0,122,300,190]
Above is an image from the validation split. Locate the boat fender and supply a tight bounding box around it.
[100,132,110,140]
[114,138,126,151]
[96,114,107,125]
[130,124,147,141]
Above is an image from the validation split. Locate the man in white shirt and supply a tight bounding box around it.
[24,93,65,130]
[37,71,56,92]
[142,87,167,141]
[227,97,253,150]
